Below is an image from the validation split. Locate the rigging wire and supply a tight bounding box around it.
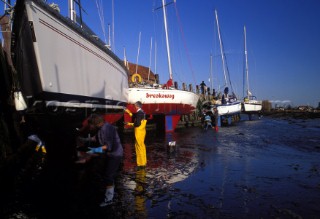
[173,1,197,87]
[153,0,193,86]
[95,0,107,45]
[215,10,236,96]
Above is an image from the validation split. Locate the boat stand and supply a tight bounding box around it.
[165,115,181,132]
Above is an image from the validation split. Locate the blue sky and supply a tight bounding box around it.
[2,0,320,107]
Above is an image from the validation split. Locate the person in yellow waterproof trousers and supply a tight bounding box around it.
[125,101,147,169]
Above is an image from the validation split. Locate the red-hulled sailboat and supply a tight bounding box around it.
[124,0,199,132]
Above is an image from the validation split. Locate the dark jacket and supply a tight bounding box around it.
[97,123,123,157]
[134,109,145,127]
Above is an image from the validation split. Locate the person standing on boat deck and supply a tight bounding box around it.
[82,114,123,207]
[163,78,173,89]
[200,81,206,95]
[212,88,216,100]
[125,101,147,169]
[222,87,229,104]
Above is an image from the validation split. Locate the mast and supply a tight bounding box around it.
[123,47,127,67]
[68,0,76,22]
[108,23,111,48]
[68,0,83,27]
[135,32,141,74]
[214,10,227,87]
[148,37,153,81]
[3,0,12,11]
[244,26,250,97]
[162,0,173,80]
[154,41,157,76]
[111,0,115,52]
[210,53,213,91]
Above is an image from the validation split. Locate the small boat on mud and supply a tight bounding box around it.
[202,10,241,125]
[7,0,129,124]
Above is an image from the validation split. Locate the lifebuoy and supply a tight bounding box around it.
[131,73,142,83]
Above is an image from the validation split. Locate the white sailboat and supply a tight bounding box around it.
[242,26,262,116]
[213,10,241,118]
[8,0,129,124]
[125,0,199,132]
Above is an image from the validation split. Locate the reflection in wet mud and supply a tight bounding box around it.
[113,118,320,218]
[134,169,147,217]
[116,130,200,218]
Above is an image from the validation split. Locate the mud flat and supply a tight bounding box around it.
[1,116,320,218]
[264,110,320,120]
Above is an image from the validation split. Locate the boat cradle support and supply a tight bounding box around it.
[165,115,181,132]
[218,113,241,126]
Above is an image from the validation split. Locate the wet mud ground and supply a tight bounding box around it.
[1,115,320,218]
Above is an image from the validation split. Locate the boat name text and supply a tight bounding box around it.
[146,93,175,100]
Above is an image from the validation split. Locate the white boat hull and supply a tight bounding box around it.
[126,87,199,115]
[217,101,242,116]
[243,101,262,113]
[11,0,128,110]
